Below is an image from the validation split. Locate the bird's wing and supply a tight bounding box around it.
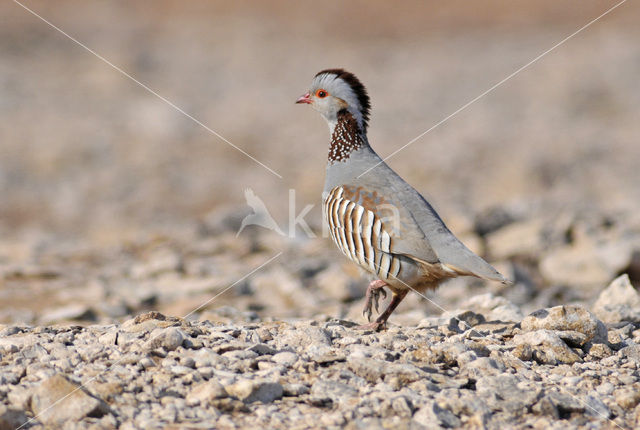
[391,174,505,282]
[325,185,439,268]
[355,163,505,283]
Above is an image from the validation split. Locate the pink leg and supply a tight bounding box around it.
[361,280,388,322]
[358,290,409,331]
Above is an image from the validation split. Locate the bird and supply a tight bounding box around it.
[296,68,508,330]
[236,188,284,237]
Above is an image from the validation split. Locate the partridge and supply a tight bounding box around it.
[296,69,507,330]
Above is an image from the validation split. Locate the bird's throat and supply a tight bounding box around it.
[328,110,365,164]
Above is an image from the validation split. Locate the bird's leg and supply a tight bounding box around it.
[362,280,388,322]
[358,289,409,331]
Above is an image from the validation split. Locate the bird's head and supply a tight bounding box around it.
[296,69,370,132]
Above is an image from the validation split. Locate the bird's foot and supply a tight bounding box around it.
[362,280,388,322]
[356,321,386,331]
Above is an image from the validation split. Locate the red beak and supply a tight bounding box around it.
[295,92,312,104]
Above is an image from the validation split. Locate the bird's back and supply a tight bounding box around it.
[326,145,505,283]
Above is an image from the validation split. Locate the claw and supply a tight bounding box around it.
[361,280,387,323]
[363,303,372,322]
[356,321,385,331]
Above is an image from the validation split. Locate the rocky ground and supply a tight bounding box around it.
[2,274,640,429]
[0,203,639,429]
[2,1,640,429]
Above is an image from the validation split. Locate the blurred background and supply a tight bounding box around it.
[1,0,639,325]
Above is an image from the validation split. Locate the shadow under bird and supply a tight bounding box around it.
[296,69,508,330]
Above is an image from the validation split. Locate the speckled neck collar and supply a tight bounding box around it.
[328,110,365,164]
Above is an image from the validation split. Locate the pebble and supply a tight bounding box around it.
[30,374,109,426]
[144,327,186,352]
[520,305,607,343]
[225,379,283,404]
[593,274,640,323]
[0,297,638,428]
[271,351,298,366]
[513,330,583,365]
[0,405,29,430]
[186,380,228,406]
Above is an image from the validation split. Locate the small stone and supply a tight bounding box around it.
[247,343,277,355]
[586,343,613,360]
[7,386,32,410]
[98,331,118,346]
[192,349,225,368]
[347,357,427,384]
[582,395,610,418]
[0,405,29,430]
[462,357,505,379]
[271,351,298,367]
[282,383,310,397]
[545,391,584,415]
[180,356,196,368]
[615,387,640,409]
[85,381,123,403]
[513,330,582,364]
[521,305,607,344]
[475,374,538,411]
[139,357,156,369]
[144,327,186,352]
[555,330,588,347]
[452,311,486,328]
[30,374,108,426]
[618,345,640,363]
[310,380,358,404]
[412,400,461,429]
[225,379,283,404]
[274,325,331,350]
[186,380,228,406]
[593,274,640,323]
[308,345,346,364]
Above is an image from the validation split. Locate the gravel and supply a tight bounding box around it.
[1,300,640,429]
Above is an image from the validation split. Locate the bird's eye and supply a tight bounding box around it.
[316,89,328,98]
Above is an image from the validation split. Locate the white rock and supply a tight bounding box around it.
[593,274,640,323]
[513,330,582,365]
[225,379,283,403]
[186,380,228,406]
[412,400,460,429]
[521,305,607,343]
[271,351,298,367]
[30,374,108,426]
[144,327,186,352]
